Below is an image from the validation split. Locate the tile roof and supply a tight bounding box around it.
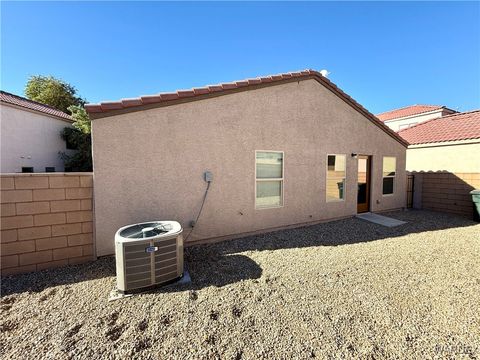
[85,69,409,147]
[376,104,446,122]
[397,109,480,145]
[0,90,73,122]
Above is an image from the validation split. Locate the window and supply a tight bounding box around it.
[382,157,396,195]
[326,154,346,201]
[256,151,283,208]
[45,167,56,173]
[21,167,34,173]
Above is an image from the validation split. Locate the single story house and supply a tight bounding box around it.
[377,104,456,132]
[0,91,74,173]
[398,109,480,173]
[86,70,408,256]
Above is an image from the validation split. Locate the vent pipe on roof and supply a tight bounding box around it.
[320,69,330,78]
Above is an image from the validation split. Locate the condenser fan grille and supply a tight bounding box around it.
[119,222,170,239]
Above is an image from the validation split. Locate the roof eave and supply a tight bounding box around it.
[86,71,409,148]
[0,101,74,123]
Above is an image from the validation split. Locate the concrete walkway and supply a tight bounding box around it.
[356,212,407,227]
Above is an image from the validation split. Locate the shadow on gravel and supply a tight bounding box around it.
[193,210,479,256]
[1,252,262,296]
[152,253,262,295]
[1,258,116,296]
[1,210,476,296]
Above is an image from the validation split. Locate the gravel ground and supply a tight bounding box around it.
[1,210,479,359]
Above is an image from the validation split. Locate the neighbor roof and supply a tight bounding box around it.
[397,109,480,145]
[376,104,448,122]
[85,69,408,147]
[0,90,73,122]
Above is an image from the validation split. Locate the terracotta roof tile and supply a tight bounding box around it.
[0,90,73,121]
[193,88,210,95]
[376,104,445,121]
[121,98,143,107]
[397,110,480,145]
[270,74,284,81]
[258,77,273,83]
[235,80,249,87]
[221,83,237,90]
[85,69,409,147]
[207,85,223,92]
[177,90,195,98]
[160,93,179,101]
[84,104,102,112]
[140,95,162,104]
[101,102,124,110]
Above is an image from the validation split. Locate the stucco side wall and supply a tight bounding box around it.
[92,79,406,256]
[383,110,444,131]
[406,142,480,173]
[1,104,72,173]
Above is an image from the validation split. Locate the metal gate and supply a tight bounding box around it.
[406,174,414,209]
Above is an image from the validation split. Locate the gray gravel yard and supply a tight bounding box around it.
[1,210,479,359]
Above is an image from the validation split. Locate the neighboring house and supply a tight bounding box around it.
[377,104,456,131]
[398,109,480,173]
[86,69,408,256]
[0,91,74,173]
[397,110,480,219]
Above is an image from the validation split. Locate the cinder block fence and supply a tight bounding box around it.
[1,173,94,275]
[412,172,480,218]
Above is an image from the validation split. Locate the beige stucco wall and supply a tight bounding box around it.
[92,79,407,256]
[1,104,73,173]
[406,141,480,173]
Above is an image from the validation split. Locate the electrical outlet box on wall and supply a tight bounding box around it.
[204,171,213,182]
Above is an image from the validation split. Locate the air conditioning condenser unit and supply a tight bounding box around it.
[115,220,183,293]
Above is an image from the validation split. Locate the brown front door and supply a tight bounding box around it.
[357,155,371,213]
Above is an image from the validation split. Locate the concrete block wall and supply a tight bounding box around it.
[1,173,94,275]
[412,172,480,218]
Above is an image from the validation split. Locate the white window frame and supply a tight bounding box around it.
[326,154,346,202]
[382,156,396,196]
[255,150,284,209]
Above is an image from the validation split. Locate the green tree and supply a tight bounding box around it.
[25,75,85,113]
[68,105,91,134]
[60,128,92,172]
[25,75,92,171]
[59,104,93,171]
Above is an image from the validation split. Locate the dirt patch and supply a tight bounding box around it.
[39,288,57,302]
[107,311,119,326]
[132,337,152,354]
[0,320,18,332]
[232,306,242,318]
[65,324,82,338]
[1,296,15,311]
[105,324,126,342]
[209,310,219,321]
[137,319,148,332]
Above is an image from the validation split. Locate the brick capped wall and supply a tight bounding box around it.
[412,172,480,218]
[1,173,94,275]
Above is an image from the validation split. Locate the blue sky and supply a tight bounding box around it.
[1,1,479,114]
